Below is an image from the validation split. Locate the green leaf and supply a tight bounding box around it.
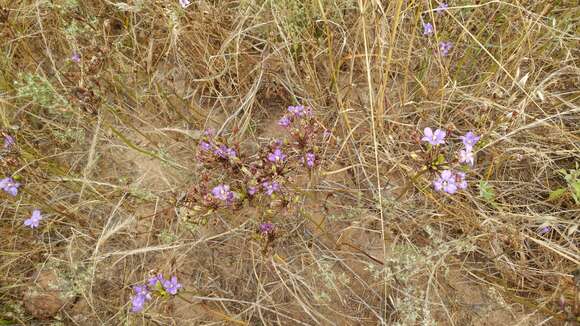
[435,154,446,164]
[548,188,567,201]
[478,181,495,202]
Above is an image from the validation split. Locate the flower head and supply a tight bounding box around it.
[0,177,20,196]
[71,52,81,63]
[214,145,237,159]
[162,276,182,295]
[131,285,152,313]
[305,152,316,168]
[179,0,191,8]
[278,116,291,127]
[435,2,448,14]
[211,184,234,203]
[433,170,458,194]
[262,181,280,196]
[247,186,258,196]
[421,127,446,146]
[459,132,480,150]
[538,226,551,235]
[458,149,475,166]
[268,148,286,163]
[288,105,305,117]
[204,128,215,136]
[199,141,211,151]
[4,135,14,149]
[439,41,453,56]
[24,209,43,229]
[423,22,434,36]
[455,171,468,190]
[259,222,275,235]
[147,274,165,288]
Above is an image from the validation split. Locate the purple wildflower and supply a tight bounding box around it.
[459,132,480,150]
[199,141,211,151]
[204,128,215,136]
[262,181,280,196]
[538,226,551,235]
[455,171,468,190]
[435,2,448,14]
[211,184,234,203]
[288,105,305,117]
[0,177,20,196]
[259,222,275,235]
[268,148,286,163]
[24,209,43,229]
[4,135,14,149]
[248,186,258,196]
[162,276,182,295]
[423,22,434,36]
[147,274,164,287]
[131,285,152,313]
[421,127,446,146]
[71,53,81,63]
[458,149,475,166]
[323,130,331,138]
[278,116,291,127]
[179,0,191,8]
[214,145,237,159]
[439,41,453,56]
[225,147,237,158]
[433,170,458,194]
[305,152,316,168]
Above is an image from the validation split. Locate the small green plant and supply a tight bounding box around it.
[478,180,495,203]
[549,163,580,204]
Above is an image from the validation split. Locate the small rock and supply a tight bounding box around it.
[23,270,65,319]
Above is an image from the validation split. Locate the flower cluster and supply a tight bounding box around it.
[130,274,182,313]
[211,184,234,204]
[0,177,20,196]
[0,134,41,228]
[421,127,481,195]
[259,222,275,235]
[422,3,453,57]
[24,210,43,228]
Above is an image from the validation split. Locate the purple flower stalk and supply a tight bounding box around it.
[24,209,43,229]
[435,2,448,14]
[0,177,21,196]
[459,132,480,150]
[458,149,474,166]
[433,170,458,194]
[423,22,434,36]
[305,152,316,168]
[421,127,446,146]
[131,285,152,313]
[439,41,453,56]
[268,148,286,163]
[179,0,191,8]
[259,222,275,235]
[162,276,182,295]
[278,116,291,127]
[262,181,280,196]
[4,135,14,149]
[211,184,234,203]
